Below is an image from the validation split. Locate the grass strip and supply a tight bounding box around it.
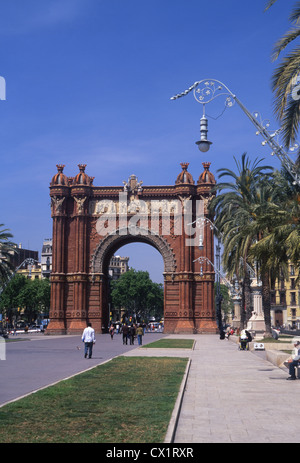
[0,356,187,443]
[142,339,194,349]
[262,337,295,343]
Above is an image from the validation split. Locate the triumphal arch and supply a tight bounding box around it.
[47,162,218,334]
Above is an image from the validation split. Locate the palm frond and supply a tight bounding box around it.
[264,0,278,12]
[280,95,300,147]
[272,27,300,61]
[289,4,300,24]
[272,46,300,118]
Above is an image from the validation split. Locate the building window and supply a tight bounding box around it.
[290,265,295,276]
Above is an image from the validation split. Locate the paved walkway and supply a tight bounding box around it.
[1,332,299,443]
[123,334,299,443]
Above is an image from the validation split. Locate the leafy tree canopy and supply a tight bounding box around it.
[110,269,163,322]
[0,275,50,325]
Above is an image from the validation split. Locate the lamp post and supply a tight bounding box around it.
[215,239,223,337]
[171,79,300,186]
[190,215,240,338]
[190,215,244,334]
[194,252,241,338]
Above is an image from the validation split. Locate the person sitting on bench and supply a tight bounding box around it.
[286,341,300,380]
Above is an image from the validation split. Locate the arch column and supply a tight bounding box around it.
[67,191,90,333]
[47,192,68,334]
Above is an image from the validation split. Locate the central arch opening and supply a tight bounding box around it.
[91,230,176,331]
[108,243,164,326]
[103,236,165,329]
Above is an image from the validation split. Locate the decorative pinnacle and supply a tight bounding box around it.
[180,162,189,170]
[78,164,87,172]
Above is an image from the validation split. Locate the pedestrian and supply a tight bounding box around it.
[122,323,129,345]
[286,341,300,380]
[109,324,115,340]
[129,324,136,345]
[81,322,95,359]
[136,324,143,346]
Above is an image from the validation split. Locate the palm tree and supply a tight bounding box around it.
[251,169,300,280]
[214,161,299,335]
[265,0,300,157]
[210,153,273,329]
[240,180,287,334]
[0,224,17,288]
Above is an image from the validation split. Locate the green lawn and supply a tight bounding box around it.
[262,337,294,343]
[0,356,187,443]
[142,338,194,349]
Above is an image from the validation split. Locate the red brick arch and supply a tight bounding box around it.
[47,162,218,334]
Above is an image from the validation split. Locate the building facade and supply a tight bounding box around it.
[271,262,300,329]
[108,255,129,280]
[41,239,52,279]
[7,244,39,270]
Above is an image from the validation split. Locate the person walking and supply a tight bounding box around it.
[129,324,136,345]
[81,322,95,358]
[109,324,115,340]
[122,323,129,345]
[136,324,143,346]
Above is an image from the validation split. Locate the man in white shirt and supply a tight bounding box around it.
[287,341,300,380]
[81,323,95,359]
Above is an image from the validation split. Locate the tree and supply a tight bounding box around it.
[110,269,164,322]
[0,275,50,326]
[216,283,234,326]
[18,278,51,323]
[0,274,27,326]
[265,0,300,156]
[239,181,283,334]
[249,169,300,282]
[0,224,17,288]
[213,161,299,335]
[210,153,273,328]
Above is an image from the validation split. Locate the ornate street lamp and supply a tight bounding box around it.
[195,106,212,153]
[171,79,300,186]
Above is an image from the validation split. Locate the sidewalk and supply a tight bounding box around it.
[122,334,299,443]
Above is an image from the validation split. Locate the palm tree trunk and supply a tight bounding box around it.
[261,265,272,335]
[240,286,246,329]
[244,271,252,326]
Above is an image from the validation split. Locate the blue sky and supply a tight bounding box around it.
[0,0,295,283]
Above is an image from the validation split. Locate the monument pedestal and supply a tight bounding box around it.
[246,282,265,333]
